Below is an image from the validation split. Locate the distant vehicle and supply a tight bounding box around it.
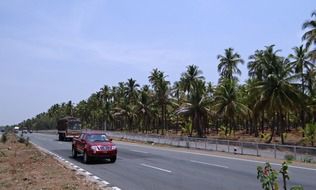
[72,131,117,164]
[0,129,4,132]
[14,126,19,133]
[57,117,81,141]
[28,129,33,133]
[22,129,28,134]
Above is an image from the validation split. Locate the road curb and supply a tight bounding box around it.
[30,141,121,190]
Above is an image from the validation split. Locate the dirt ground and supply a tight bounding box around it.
[0,133,103,190]
[143,128,313,146]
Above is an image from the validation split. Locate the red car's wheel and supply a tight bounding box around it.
[83,151,90,164]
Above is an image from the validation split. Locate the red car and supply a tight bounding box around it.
[72,131,117,163]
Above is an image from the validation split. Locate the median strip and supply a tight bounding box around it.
[141,163,172,173]
[190,160,229,169]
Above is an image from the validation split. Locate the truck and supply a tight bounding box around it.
[14,126,19,133]
[72,131,117,164]
[57,117,81,141]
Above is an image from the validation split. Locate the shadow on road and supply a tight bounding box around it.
[69,155,115,165]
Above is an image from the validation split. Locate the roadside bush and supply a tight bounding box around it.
[1,132,8,143]
[18,136,30,147]
[284,154,295,162]
[18,136,25,144]
[303,123,316,146]
[302,155,313,163]
[181,123,192,136]
[260,132,271,142]
[218,125,228,137]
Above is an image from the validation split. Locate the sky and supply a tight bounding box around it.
[0,0,315,125]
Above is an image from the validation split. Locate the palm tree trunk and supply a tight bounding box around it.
[268,114,276,143]
[279,111,285,144]
[261,112,265,133]
[160,105,164,135]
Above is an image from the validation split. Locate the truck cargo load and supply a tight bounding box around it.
[57,116,81,141]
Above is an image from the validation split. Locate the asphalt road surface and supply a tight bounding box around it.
[20,132,316,190]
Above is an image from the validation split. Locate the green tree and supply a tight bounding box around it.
[214,79,249,135]
[289,45,313,129]
[148,69,170,135]
[302,11,316,61]
[217,48,244,82]
[177,79,209,137]
[254,46,300,144]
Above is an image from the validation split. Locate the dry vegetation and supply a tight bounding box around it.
[0,133,103,190]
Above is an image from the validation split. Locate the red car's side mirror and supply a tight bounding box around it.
[109,138,113,142]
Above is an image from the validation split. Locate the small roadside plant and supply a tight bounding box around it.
[218,125,228,137]
[181,123,192,136]
[303,123,316,146]
[257,162,304,190]
[260,132,271,142]
[257,162,279,190]
[302,155,313,163]
[284,154,295,162]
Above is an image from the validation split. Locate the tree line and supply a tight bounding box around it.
[17,11,316,145]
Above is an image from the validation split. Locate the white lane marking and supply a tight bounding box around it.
[130,150,149,154]
[112,187,121,190]
[141,163,172,173]
[190,160,229,169]
[117,142,316,172]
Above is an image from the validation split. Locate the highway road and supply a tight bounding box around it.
[21,132,316,190]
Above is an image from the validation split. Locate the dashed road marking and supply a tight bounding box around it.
[190,160,229,169]
[141,163,172,173]
[130,150,149,154]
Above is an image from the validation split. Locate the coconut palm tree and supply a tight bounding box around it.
[248,50,265,80]
[214,79,249,135]
[136,85,154,132]
[124,78,140,103]
[148,69,170,135]
[217,48,244,82]
[177,79,209,137]
[302,11,316,61]
[254,49,300,144]
[289,45,313,129]
[289,45,313,94]
[180,65,205,94]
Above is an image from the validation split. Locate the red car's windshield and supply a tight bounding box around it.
[86,134,109,142]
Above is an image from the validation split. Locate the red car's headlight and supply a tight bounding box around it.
[90,146,98,151]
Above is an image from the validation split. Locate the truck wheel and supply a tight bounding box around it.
[72,147,77,158]
[83,152,90,164]
[59,134,64,141]
[110,156,116,163]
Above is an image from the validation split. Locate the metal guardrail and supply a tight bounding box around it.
[107,131,316,162]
